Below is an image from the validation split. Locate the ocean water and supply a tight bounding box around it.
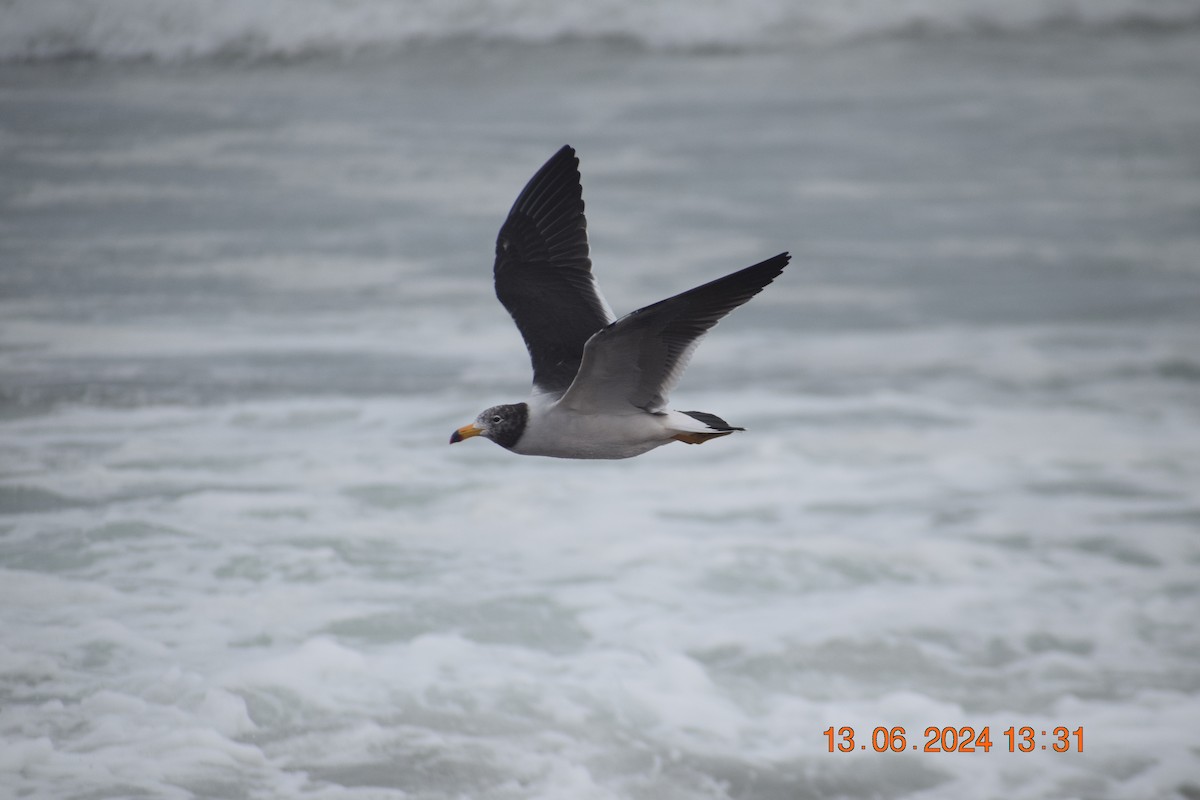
[3,2,1200,798]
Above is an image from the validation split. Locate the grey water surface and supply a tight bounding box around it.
[2,28,1200,800]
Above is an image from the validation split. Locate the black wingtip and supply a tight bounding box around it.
[683,251,792,304]
[534,145,578,184]
[499,145,588,253]
[733,251,791,294]
[758,251,791,277]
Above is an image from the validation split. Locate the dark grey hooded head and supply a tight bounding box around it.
[449,402,529,450]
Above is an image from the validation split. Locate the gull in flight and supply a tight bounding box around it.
[450,145,789,459]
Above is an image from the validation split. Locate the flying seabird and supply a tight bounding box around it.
[450,145,790,459]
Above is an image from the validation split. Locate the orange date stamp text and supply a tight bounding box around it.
[822,725,1083,753]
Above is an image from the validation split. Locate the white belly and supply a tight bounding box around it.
[511,404,677,460]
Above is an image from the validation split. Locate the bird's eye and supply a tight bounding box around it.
[491,415,503,423]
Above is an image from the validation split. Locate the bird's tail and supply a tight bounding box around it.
[679,410,743,432]
[672,410,744,444]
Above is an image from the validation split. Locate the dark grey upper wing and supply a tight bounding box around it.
[494,145,614,396]
[559,253,791,414]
